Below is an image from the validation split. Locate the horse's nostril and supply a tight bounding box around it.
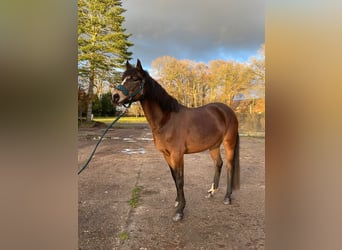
[112,93,120,103]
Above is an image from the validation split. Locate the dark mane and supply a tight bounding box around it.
[142,71,180,113]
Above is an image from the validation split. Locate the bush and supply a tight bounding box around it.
[101,92,115,116]
[92,95,102,116]
[92,92,116,117]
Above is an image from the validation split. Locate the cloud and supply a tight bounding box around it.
[122,0,264,67]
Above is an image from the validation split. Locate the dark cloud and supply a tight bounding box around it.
[122,0,264,67]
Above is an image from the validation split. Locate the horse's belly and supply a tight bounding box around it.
[185,143,221,154]
[153,127,223,155]
[185,136,222,154]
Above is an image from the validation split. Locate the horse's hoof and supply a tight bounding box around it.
[205,192,213,199]
[172,213,183,222]
[223,197,232,205]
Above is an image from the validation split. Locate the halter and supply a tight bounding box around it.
[115,79,146,108]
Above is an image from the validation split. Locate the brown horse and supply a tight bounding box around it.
[112,59,240,221]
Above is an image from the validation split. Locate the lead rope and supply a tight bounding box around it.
[78,108,128,175]
[79,79,145,175]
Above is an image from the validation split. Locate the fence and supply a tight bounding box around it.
[236,112,265,137]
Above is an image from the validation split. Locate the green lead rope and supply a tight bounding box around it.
[78,108,127,175]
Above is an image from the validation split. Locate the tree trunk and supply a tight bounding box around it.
[86,71,95,122]
[227,93,234,107]
[79,110,83,125]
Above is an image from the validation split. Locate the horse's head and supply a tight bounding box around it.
[112,59,146,107]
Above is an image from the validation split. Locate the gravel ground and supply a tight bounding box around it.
[78,125,264,249]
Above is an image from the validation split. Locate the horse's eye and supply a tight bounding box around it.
[132,76,139,81]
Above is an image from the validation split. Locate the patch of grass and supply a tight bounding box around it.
[78,120,96,128]
[129,186,141,208]
[78,119,108,128]
[93,116,147,124]
[119,231,129,241]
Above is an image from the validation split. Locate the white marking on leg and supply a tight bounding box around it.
[206,183,218,198]
[207,183,216,193]
[174,201,179,207]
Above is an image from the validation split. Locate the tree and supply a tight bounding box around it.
[78,0,133,121]
[192,62,210,106]
[249,44,265,98]
[151,55,264,111]
[92,94,102,116]
[78,86,88,123]
[151,57,196,107]
[209,60,251,106]
[151,56,179,98]
[100,92,115,116]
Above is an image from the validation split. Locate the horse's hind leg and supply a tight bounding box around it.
[223,139,236,205]
[206,147,223,198]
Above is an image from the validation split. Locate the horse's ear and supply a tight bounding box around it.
[126,61,133,70]
[136,59,143,71]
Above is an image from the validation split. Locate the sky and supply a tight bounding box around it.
[121,0,264,68]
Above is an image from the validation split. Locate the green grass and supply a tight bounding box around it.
[119,231,129,241]
[93,116,147,124]
[129,186,141,208]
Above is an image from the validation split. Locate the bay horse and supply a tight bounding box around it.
[112,59,240,221]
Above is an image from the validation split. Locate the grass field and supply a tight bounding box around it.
[93,116,147,124]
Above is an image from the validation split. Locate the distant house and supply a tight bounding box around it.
[231,89,265,114]
[232,97,264,114]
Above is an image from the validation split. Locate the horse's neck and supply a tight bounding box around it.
[140,99,165,131]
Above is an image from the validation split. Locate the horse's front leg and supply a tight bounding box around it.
[165,153,186,221]
[170,166,185,221]
[168,165,180,208]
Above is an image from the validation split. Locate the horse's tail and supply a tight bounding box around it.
[232,132,240,190]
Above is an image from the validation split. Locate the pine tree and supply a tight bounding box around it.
[78,0,133,121]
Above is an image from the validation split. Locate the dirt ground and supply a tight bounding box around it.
[78,124,265,250]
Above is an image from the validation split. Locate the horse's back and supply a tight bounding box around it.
[206,102,235,113]
[201,102,237,124]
